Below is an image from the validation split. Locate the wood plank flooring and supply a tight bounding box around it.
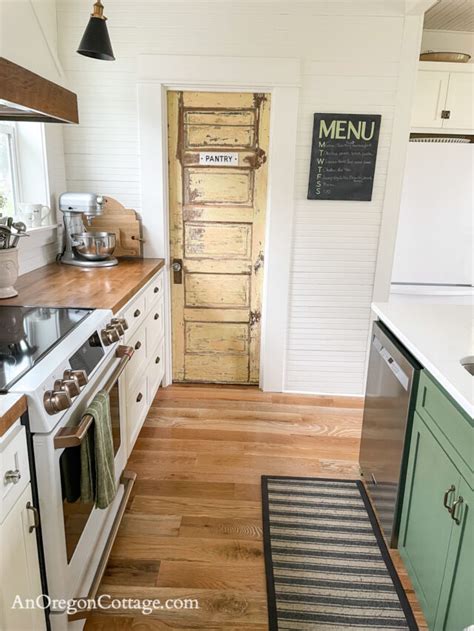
[85,385,427,630]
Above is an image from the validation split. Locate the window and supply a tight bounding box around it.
[0,123,20,217]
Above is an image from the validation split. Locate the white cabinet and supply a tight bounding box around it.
[0,423,45,631]
[411,63,474,132]
[444,73,474,130]
[117,268,166,455]
[411,71,449,128]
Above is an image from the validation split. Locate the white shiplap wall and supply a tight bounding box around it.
[57,0,422,395]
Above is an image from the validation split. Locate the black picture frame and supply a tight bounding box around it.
[307,113,382,201]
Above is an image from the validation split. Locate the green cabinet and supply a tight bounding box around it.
[441,477,473,631]
[399,371,473,631]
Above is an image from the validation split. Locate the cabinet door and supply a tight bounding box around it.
[437,479,473,631]
[398,412,460,629]
[443,72,474,130]
[0,485,45,630]
[411,71,449,128]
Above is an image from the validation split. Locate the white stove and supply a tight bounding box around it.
[0,305,134,630]
[7,308,121,432]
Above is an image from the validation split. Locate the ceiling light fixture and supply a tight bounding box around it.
[77,0,115,61]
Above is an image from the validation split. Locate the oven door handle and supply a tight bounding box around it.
[68,470,137,622]
[54,345,134,450]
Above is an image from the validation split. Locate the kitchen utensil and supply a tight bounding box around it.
[11,221,28,247]
[71,231,116,261]
[0,226,13,248]
[420,51,471,63]
[58,192,118,267]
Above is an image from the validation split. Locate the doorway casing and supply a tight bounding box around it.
[137,54,301,391]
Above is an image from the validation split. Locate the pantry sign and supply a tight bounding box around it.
[307,113,381,201]
[199,152,239,166]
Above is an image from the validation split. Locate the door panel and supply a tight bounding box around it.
[184,169,254,205]
[168,91,270,384]
[185,354,249,383]
[411,71,448,128]
[184,223,252,259]
[185,274,250,309]
[186,125,255,148]
[443,72,474,130]
[186,322,249,354]
[399,412,459,628]
[437,479,473,631]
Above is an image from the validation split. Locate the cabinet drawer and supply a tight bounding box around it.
[0,424,30,523]
[126,375,148,448]
[122,293,146,338]
[145,299,164,355]
[416,371,473,477]
[144,272,163,310]
[148,340,165,402]
[125,324,147,386]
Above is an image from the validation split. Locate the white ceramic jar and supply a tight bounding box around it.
[0,247,19,298]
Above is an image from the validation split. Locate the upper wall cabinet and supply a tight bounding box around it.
[411,62,474,132]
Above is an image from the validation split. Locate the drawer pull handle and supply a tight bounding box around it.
[451,496,464,525]
[154,287,159,294]
[155,356,160,364]
[443,484,456,513]
[154,313,159,321]
[5,469,21,484]
[136,392,143,403]
[134,341,142,350]
[26,502,40,533]
[134,309,141,318]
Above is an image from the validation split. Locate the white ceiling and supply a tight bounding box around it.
[424,0,474,32]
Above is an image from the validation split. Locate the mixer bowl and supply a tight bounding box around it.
[72,231,116,261]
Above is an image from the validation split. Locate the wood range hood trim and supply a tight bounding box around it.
[0,57,78,124]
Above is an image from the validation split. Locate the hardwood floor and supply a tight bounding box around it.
[85,385,427,630]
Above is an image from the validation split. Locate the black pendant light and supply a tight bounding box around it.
[77,0,115,61]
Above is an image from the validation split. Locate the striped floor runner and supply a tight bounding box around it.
[262,476,418,631]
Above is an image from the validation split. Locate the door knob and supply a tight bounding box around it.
[172,258,183,284]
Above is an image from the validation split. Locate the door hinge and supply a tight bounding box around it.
[250,310,261,327]
[254,251,264,274]
[441,110,451,120]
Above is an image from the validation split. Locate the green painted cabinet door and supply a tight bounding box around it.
[399,412,460,629]
[437,479,473,631]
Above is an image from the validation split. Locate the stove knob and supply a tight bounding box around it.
[111,317,128,331]
[100,327,117,346]
[44,390,72,415]
[106,325,120,342]
[63,369,88,388]
[54,378,80,398]
[112,321,125,336]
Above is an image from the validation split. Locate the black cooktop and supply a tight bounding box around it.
[0,306,93,393]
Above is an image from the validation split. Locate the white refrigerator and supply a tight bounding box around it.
[391,141,474,304]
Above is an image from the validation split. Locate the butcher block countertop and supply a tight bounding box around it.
[2,258,165,314]
[0,394,27,438]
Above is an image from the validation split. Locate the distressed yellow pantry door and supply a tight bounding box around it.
[168,91,270,384]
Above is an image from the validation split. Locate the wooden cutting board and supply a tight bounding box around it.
[88,196,143,257]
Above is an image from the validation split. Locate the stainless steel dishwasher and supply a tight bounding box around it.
[359,320,421,548]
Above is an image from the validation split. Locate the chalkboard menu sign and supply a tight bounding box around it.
[307,113,381,201]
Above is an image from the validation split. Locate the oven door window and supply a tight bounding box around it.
[59,382,122,563]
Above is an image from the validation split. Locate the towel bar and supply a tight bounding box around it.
[54,345,134,449]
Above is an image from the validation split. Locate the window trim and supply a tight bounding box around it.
[0,122,21,215]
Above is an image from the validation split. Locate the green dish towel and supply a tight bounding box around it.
[80,391,117,509]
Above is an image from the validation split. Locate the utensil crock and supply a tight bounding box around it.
[0,247,19,298]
